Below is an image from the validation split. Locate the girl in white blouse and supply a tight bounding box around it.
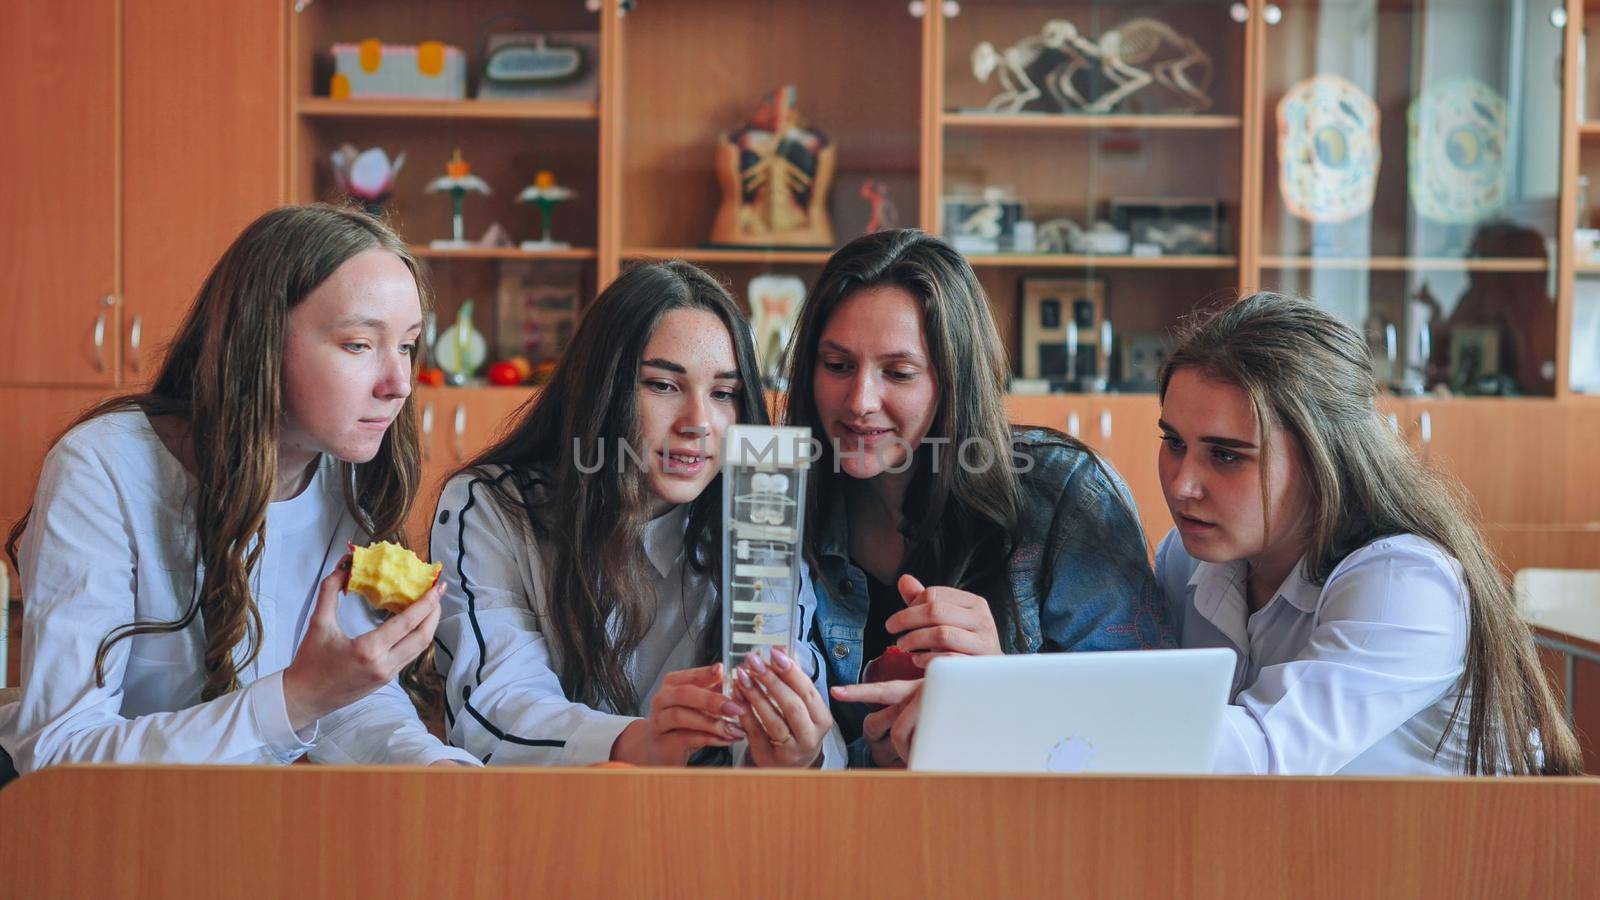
[432,261,839,768]
[0,205,475,773]
[1154,292,1579,775]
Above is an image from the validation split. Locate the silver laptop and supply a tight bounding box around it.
[908,648,1235,775]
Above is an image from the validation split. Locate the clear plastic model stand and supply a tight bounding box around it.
[721,425,810,681]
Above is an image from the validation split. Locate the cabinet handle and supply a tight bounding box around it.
[1099,409,1112,441]
[1263,4,1283,25]
[128,314,143,373]
[420,402,435,463]
[907,1,926,16]
[1065,321,1079,382]
[1229,3,1249,23]
[453,403,468,461]
[1066,410,1081,439]
[92,295,114,373]
[1418,410,1432,447]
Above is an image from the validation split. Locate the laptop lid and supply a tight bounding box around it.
[907,648,1235,775]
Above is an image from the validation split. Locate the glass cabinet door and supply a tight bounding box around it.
[938,0,1248,396]
[1257,0,1565,397]
[1571,4,1600,396]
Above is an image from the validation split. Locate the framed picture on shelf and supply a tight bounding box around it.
[495,260,582,365]
[1019,277,1105,385]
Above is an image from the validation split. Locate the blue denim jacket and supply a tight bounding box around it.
[807,428,1176,766]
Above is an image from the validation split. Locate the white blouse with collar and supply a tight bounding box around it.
[1156,529,1472,775]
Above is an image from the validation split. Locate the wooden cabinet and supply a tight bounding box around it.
[0,0,118,386]
[1082,395,1167,547]
[0,0,284,675]
[1005,393,1167,550]
[1392,399,1600,568]
[0,0,283,390]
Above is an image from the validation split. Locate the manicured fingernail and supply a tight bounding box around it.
[736,668,753,688]
[726,724,746,739]
[772,647,792,671]
[747,653,768,674]
[721,701,745,718]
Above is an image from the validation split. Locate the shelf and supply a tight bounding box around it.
[1261,256,1548,273]
[1580,121,1600,137]
[297,97,599,122]
[968,253,1237,270]
[408,245,596,261]
[622,247,835,264]
[943,112,1242,131]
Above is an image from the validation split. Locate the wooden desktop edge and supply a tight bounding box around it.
[2,765,1596,898]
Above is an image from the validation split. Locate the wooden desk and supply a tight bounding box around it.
[1520,569,1600,771]
[2,767,1596,897]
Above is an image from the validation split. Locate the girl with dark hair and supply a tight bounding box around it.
[1155,292,1580,775]
[799,229,1173,768]
[432,261,840,768]
[0,204,475,772]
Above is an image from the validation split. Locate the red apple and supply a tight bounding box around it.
[862,646,924,683]
[488,361,523,386]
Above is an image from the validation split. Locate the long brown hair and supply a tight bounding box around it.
[462,261,767,714]
[1159,292,1581,775]
[6,203,429,701]
[781,229,1032,646]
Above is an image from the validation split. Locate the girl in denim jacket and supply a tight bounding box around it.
[787,229,1175,767]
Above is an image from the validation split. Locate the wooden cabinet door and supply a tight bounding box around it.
[0,0,118,385]
[0,388,112,542]
[406,390,449,554]
[1004,395,1089,440]
[1085,395,1167,549]
[1410,400,1594,527]
[1005,394,1165,548]
[122,0,285,384]
[408,388,536,554]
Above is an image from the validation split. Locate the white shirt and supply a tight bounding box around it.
[432,467,843,767]
[0,411,476,771]
[1156,529,1472,775]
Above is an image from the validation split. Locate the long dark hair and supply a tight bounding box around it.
[6,203,429,701]
[462,260,767,714]
[1159,292,1581,775]
[781,229,1038,647]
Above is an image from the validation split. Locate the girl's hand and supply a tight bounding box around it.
[610,664,744,766]
[733,647,833,768]
[283,558,444,732]
[885,574,1003,665]
[830,679,923,768]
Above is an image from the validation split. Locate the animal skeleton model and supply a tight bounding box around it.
[974,18,1212,115]
[972,20,1095,114]
[1077,18,1213,114]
